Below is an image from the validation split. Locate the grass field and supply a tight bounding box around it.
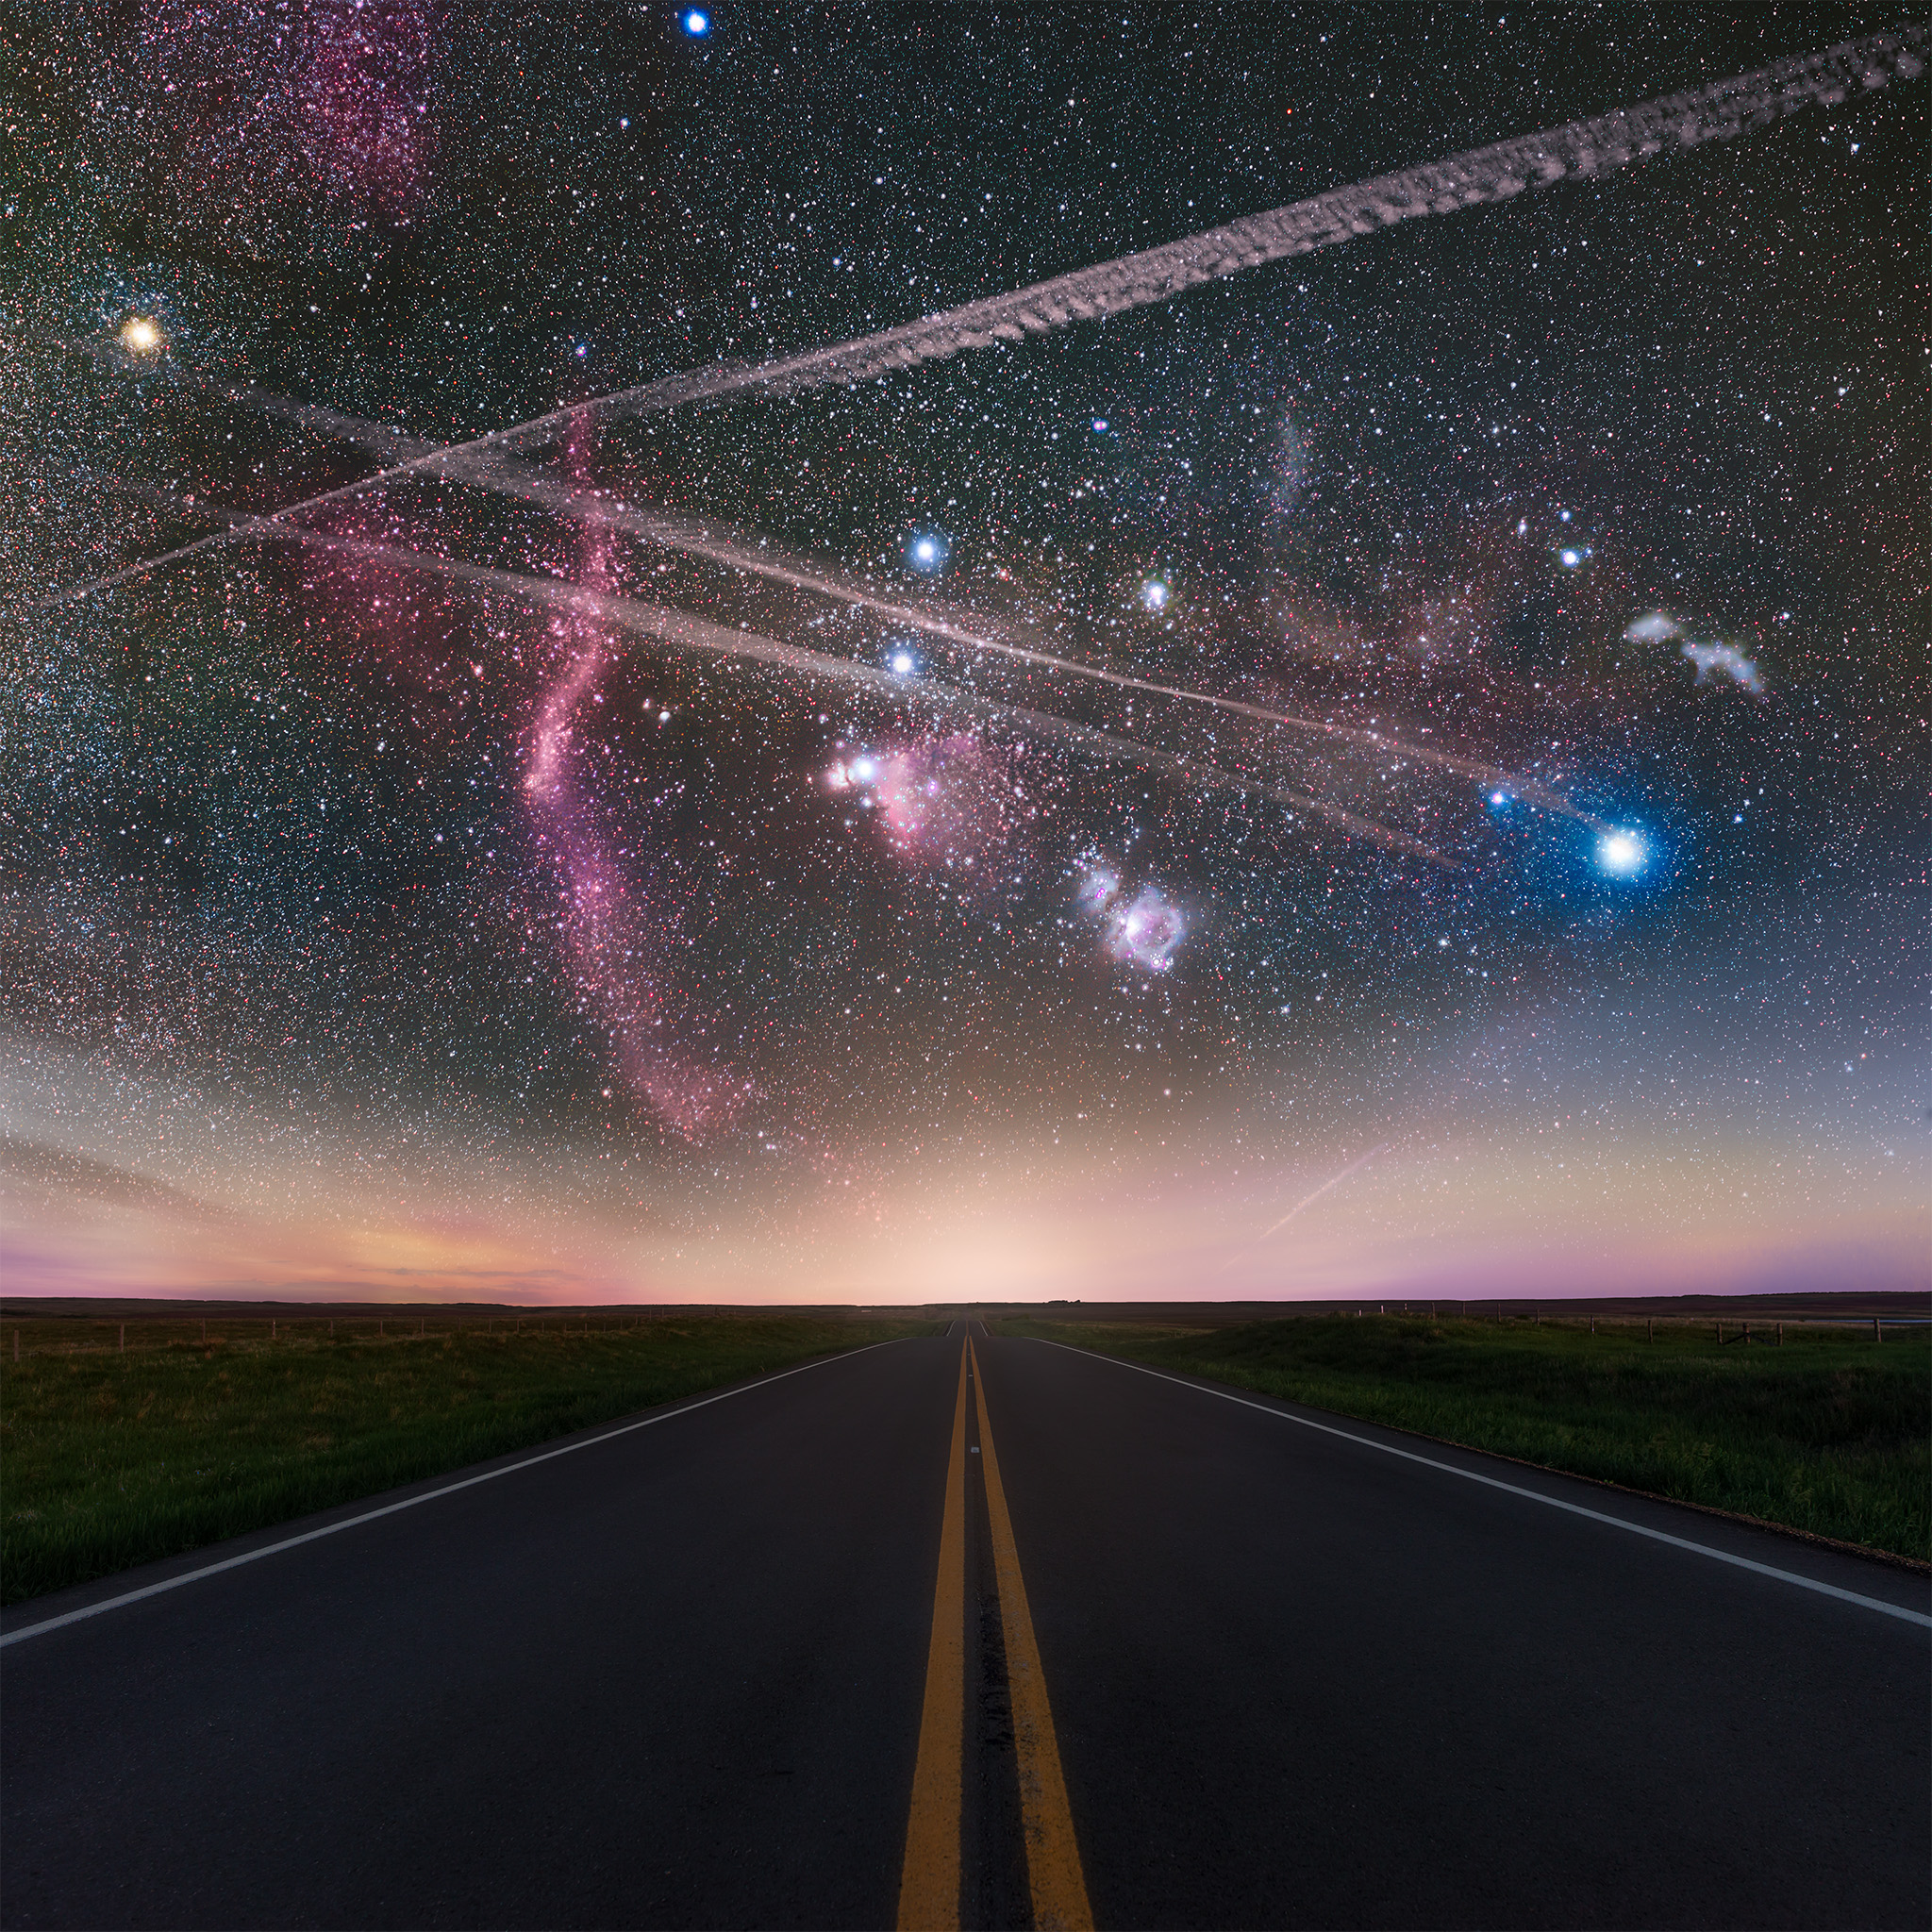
[993,1313,1931,1562]
[0,1313,936,1607]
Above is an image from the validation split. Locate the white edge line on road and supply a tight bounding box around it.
[1032,1341,1932,1630]
[0,1338,912,1650]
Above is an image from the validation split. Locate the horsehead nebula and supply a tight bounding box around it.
[863,734,1033,881]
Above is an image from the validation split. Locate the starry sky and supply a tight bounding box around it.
[3,4,1924,1306]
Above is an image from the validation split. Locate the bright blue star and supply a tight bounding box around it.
[1596,830,1646,876]
[890,649,917,676]
[908,530,949,575]
[681,8,710,35]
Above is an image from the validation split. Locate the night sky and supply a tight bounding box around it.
[3,4,1924,1305]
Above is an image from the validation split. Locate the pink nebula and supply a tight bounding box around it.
[523,417,741,1139]
[864,734,1027,883]
[292,0,438,215]
[119,0,438,240]
[1105,886,1186,973]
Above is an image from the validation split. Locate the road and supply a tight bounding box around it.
[3,1324,1926,1929]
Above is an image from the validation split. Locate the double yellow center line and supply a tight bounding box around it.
[897,1334,1092,1931]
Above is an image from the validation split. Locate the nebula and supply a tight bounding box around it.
[92,0,439,258]
[1075,856,1187,974]
[522,421,742,1139]
[868,735,1030,881]
[1624,612,1766,694]
[1105,887,1186,974]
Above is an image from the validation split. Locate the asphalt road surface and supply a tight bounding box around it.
[4,1324,1926,1929]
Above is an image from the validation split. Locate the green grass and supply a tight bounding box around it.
[993,1314,1931,1562]
[0,1315,936,1607]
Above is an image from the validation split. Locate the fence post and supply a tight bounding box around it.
[1874,1315,1881,1343]
[13,1329,19,1362]
[119,1323,125,1354]
[271,1319,276,1341]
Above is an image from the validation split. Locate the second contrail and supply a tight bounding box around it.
[163,505,1452,862]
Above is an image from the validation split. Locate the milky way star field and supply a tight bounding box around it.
[2,7,1925,1307]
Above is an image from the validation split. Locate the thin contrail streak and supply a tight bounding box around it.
[200,513,1451,862]
[30,378,1598,827]
[22,24,1923,613]
[43,466,1452,857]
[425,485,1606,825]
[1220,1143,1389,1274]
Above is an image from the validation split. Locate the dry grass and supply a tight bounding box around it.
[1,1313,936,1606]
[994,1313,1931,1561]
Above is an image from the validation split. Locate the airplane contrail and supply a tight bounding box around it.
[503,24,1924,427]
[165,504,1452,862]
[22,23,1923,614]
[28,368,1607,830]
[1220,1143,1390,1274]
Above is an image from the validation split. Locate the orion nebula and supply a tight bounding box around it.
[1075,857,1186,974]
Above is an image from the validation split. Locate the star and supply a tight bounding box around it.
[1596,831,1646,877]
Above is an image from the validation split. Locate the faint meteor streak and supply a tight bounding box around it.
[1220,1143,1388,1274]
[25,24,1923,613]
